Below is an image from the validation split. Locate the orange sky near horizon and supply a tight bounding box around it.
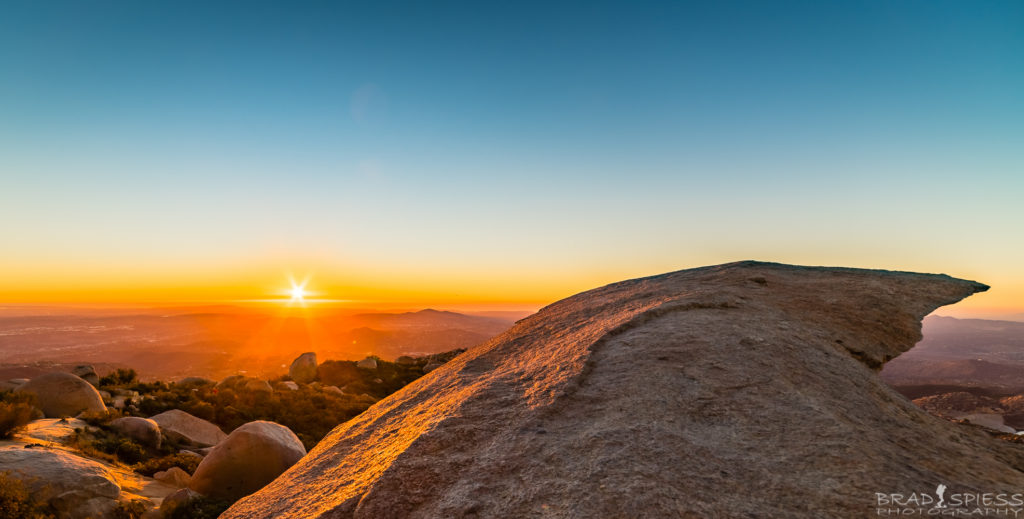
[1,254,1021,320]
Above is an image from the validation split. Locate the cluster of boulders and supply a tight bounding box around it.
[1,369,308,518]
[0,351,454,518]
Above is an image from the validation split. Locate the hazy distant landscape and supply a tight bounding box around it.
[0,306,524,381]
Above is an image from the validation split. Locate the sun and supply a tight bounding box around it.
[289,283,307,302]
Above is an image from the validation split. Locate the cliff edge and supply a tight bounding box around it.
[224,261,1023,518]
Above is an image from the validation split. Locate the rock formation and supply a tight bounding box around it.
[0,446,122,518]
[289,352,318,383]
[355,357,377,370]
[111,416,162,448]
[149,409,227,447]
[223,261,1024,519]
[20,418,88,444]
[244,378,274,393]
[189,420,306,501]
[15,372,106,417]
[177,376,214,387]
[154,466,192,488]
[72,364,100,386]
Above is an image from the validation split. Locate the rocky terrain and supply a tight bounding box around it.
[0,351,457,518]
[882,316,1024,434]
[223,261,1024,518]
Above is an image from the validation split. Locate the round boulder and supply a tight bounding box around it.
[15,372,107,417]
[356,357,378,370]
[289,352,318,383]
[178,377,214,387]
[243,378,273,393]
[189,421,306,501]
[160,488,202,517]
[72,365,100,386]
[154,466,191,488]
[150,409,227,447]
[110,416,162,448]
[216,374,247,390]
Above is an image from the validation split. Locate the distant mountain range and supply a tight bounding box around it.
[0,306,521,381]
[881,315,1024,390]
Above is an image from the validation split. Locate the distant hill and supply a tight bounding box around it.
[349,309,512,335]
[0,306,517,381]
[881,315,1024,389]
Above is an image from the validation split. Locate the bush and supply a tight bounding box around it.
[79,409,123,427]
[112,500,148,519]
[0,403,35,439]
[0,472,54,519]
[99,368,138,387]
[168,495,231,519]
[95,437,146,464]
[134,453,201,477]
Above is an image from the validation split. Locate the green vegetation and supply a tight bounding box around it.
[0,472,54,519]
[3,352,460,515]
[96,354,461,451]
[168,495,232,519]
[0,392,37,439]
[134,452,202,477]
[99,368,138,387]
[112,500,148,519]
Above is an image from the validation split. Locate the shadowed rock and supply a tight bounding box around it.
[189,420,306,501]
[224,261,1020,519]
[289,352,318,384]
[111,416,162,448]
[0,446,122,518]
[72,364,100,386]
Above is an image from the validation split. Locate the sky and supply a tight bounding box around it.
[1,1,1022,316]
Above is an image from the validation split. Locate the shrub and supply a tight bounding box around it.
[79,409,123,427]
[112,500,148,519]
[99,368,138,387]
[0,471,54,519]
[168,495,232,519]
[134,453,201,477]
[97,437,146,464]
[0,403,35,439]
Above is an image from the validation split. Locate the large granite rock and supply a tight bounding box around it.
[224,261,1024,519]
[20,418,88,444]
[189,421,306,501]
[150,409,227,447]
[111,416,162,448]
[0,445,122,518]
[289,352,318,383]
[355,357,377,370]
[15,372,106,418]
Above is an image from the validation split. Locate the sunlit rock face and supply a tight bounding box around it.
[224,261,1024,519]
[15,371,106,417]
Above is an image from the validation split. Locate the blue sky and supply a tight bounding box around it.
[1,1,1022,312]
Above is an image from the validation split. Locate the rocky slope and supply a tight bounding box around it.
[224,261,1024,518]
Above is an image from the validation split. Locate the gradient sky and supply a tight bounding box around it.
[1,1,1022,315]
